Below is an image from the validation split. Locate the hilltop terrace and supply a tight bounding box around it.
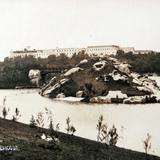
[10,45,155,59]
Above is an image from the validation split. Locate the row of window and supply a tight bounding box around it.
[11,49,118,58]
[87,48,117,51]
[88,52,116,55]
[13,53,48,57]
[56,49,79,52]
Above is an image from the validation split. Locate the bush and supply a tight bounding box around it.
[66,117,76,135]
[96,115,108,142]
[143,133,151,155]
[29,115,37,128]
[115,52,160,74]
[96,115,119,146]
[12,107,21,121]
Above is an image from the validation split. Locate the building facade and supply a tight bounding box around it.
[86,45,120,57]
[10,47,84,59]
[10,49,55,59]
[121,47,135,53]
[9,45,137,59]
[134,50,153,54]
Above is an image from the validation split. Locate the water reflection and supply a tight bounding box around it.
[0,89,159,156]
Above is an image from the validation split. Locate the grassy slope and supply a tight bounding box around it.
[0,118,159,160]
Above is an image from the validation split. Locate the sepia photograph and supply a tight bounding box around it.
[0,0,160,159]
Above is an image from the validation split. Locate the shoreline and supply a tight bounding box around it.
[47,95,160,104]
[1,87,160,104]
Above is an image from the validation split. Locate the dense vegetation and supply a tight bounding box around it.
[0,51,89,88]
[115,50,160,74]
[1,50,160,88]
[0,56,41,88]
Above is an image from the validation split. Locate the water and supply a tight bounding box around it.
[0,80,160,156]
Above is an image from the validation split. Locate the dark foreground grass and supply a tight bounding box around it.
[0,118,159,160]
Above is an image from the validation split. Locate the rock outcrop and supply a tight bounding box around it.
[90,91,128,103]
[28,69,41,87]
[41,78,78,98]
[40,57,160,104]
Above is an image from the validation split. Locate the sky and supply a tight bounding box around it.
[0,0,160,60]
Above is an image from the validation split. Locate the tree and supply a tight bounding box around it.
[96,115,119,146]
[108,125,119,146]
[56,123,60,131]
[96,115,108,143]
[82,83,95,102]
[29,115,37,128]
[12,107,21,121]
[71,50,89,64]
[2,107,8,119]
[66,117,76,135]
[49,119,54,131]
[70,126,76,135]
[36,112,44,128]
[56,53,70,68]
[45,107,53,123]
[2,97,9,119]
[143,133,151,155]
[66,117,71,134]
[116,50,125,58]
[97,115,103,142]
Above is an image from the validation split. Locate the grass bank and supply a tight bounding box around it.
[0,118,159,160]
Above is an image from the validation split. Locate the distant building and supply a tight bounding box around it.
[54,47,84,57]
[86,45,120,57]
[10,47,84,59]
[10,45,157,59]
[134,50,153,54]
[10,49,49,59]
[121,47,135,53]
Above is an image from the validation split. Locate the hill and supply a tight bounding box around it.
[40,57,160,104]
[0,118,159,160]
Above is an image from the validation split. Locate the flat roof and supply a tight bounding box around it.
[87,45,120,48]
[135,50,153,52]
[12,49,43,53]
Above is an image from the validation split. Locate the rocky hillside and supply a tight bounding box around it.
[40,56,160,104]
[0,118,159,160]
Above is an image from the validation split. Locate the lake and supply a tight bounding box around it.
[0,77,160,156]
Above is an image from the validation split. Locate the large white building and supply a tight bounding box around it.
[10,49,50,59]
[9,45,136,59]
[86,45,120,57]
[10,47,84,59]
[134,50,154,54]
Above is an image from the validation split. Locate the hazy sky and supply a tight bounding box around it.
[0,0,160,60]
